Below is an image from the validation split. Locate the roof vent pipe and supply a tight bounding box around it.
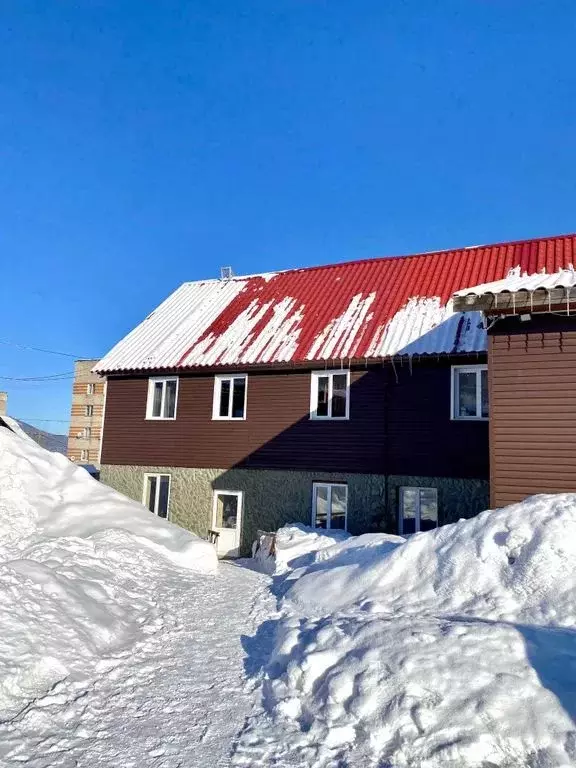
[220,266,234,281]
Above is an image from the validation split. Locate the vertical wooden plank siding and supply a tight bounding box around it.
[489,317,576,507]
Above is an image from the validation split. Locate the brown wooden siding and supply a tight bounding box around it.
[101,369,387,473]
[101,360,489,478]
[386,358,489,479]
[489,314,576,507]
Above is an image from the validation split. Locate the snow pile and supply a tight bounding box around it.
[237,496,576,768]
[0,427,216,719]
[252,523,352,575]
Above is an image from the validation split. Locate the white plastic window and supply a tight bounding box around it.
[452,365,488,420]
[212,375,247,420]
[143,474,171,519]
[312,483,348,530]
[146,377,178,420]
[310,371,350,419]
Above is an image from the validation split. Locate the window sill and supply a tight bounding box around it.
[145,416,177,421]
[211,416,247,421]
[309,415,350,421]
[450,416,489,422]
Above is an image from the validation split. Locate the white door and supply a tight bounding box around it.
[212,491,243,557]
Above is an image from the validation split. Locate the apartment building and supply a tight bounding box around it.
[67,359,104,466]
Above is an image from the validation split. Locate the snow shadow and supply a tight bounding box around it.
[518,623,576,724]
[449,615,576,724]
[240,618,280,678]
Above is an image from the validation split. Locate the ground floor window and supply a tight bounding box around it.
[312,482,348,530]
[399,487,438,534]
[143,474,171,519]
[212,491,242,530]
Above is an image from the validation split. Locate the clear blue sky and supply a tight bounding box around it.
[1,0,575,433]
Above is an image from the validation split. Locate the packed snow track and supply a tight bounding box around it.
[0,562,274,767]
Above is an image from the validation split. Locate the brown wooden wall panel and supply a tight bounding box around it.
[385,358,489,479]
[101,359,489,479]
[489,314,576,507]
[101,369,387,473]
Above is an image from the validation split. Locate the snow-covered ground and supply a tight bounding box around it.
[2,424,576,767]
[241,507,576,768]
[0,427,274,767]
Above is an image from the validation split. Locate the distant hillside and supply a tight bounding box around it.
[15,421,67,455]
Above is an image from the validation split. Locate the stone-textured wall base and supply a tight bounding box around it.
[100,465,489,556]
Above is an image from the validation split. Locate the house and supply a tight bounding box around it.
[67,360,105,466]
[95,233,576,556]
[453,266,576,510]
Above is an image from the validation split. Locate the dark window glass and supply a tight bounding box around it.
[314,485,329,528]
[158,476,170,519]
[481,369,489,418]
[215,494,239,529]
[164,380,177,418]
[232,378,246,418]
[330,486,347,529]
[401,488,418,534]
[331,374,348,417]
[457,371,477,417]
[219,379,231,417]
[152,382,163,417]
[419,489,438,531]
[316,376,329,416]
[146,476,157,513]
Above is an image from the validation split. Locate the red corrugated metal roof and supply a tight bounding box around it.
[96,233,576,372]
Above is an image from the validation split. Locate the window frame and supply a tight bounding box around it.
[86,383,95,395]
[142,473,172,519]
[80,449,89,462]
[450,364,488,421]
[83,426,92,439]
[399,486,438,535]
[85,404,94,417]
[145,376,179,421]
[311,482,348,531]
[212,374,248,421]
[309,370,351,420]
[211,489,243,530]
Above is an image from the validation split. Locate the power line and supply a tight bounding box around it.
[14,417,70,423]
[0,339,87,359]
[0,372,74,381]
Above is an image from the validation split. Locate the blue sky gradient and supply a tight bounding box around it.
[1,0,575,431]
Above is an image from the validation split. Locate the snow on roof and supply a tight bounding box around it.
[95,233,576,372]
[454,265,576,298]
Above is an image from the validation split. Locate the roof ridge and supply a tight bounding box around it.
[186,232,576,285]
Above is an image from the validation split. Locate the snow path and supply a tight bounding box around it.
[0,563,276,768]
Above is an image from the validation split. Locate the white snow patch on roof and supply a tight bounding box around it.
[455,265,576,298]
[306,292,376,360]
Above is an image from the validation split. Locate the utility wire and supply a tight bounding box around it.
[0,339,87,359]
[14,418,70,423]
[0,372,74,381]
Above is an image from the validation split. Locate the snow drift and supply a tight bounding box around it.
[0,427,216,720]
[252,523,353,575]
[238,497,576,768]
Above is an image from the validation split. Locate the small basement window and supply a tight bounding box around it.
[310,370,350,419]
[451,365,488,420]
[146,377,178,420]
[213,375,247,420]
[143,474,171,519]
[312,482,348,530]
[399,487,438,535]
